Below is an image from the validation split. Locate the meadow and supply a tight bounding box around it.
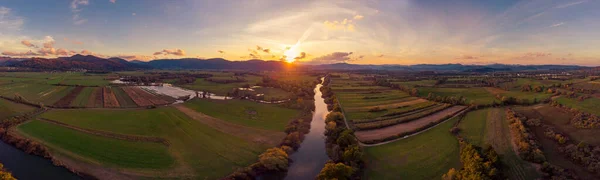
[183,98,299,131]
[0,98,36,119]
[24,107,272,178]
[555,96,600,116]
[363,116,460,179]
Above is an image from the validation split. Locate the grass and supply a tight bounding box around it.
[0,98,35,119]
[35,107,268,178]
[183,99,299,131]
[556,96,600,116]
[457,109,489,147]
[363,116,460,179]
[484,108,540,180]
[252,87,293,101]
[70,87,94,107]
[391,80,437,87]
[181,75,262,95]
[112,87,138,108]
[418,87,496,105]
[18,120,174,169]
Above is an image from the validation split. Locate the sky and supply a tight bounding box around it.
[1,0,599,66]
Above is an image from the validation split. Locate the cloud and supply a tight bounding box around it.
[549,22,564,28]
[2,50,39,56]
[132,13,136,16]
[217,50,225,54]
[522,52,552,58]
[70,0,90,25]
[377,54,384,58]
[154,49,186,56]
[256,45,270,53]
[555,0,588,9]
[455,55,479,60]
[56,48,75,56]
[116,55,155,61]
[295,52,307,60]
[324,15,362,32]
[109,0,116,3]
[0,7,24,31]
[310,52,354,64]
[21,40,37,48]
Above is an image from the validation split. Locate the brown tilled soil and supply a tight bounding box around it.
[87,87,103,108]
[355,105,466,142]
[174,104,285,146]
[348,98,428,111]
[122,87,169,107]
[53,87,84,107]
[103,87,120,108]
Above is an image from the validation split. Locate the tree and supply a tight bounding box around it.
[258,147,289,171]
[342,145,363,166]
[0,163,16,180]
[317,162,354,180]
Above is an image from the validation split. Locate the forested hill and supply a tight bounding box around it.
[0,55,589,72]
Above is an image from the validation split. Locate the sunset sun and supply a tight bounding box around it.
[284,48,299,63]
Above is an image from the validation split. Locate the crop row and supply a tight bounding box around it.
[353,102,442,123]
[354,104,452,130]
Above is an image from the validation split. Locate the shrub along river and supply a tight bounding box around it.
[284,78,330,180]
[0,140,80,179]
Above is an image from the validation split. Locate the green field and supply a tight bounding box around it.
[484,108,540,179]
[556,96,600,116]
[0,72,110,86]
[183,99,299,131]
[181,75,262,95]
[70,87,95,107]
[363,116,460,179]
[0,98,36,119]
[18,120,174,169]
[418,87,496,105]
[457,109,488,147]
[112,87,138,108]
[252,87,293,101]
[391,80,437,87]
[0,83,74,105]
[32,107,268,178]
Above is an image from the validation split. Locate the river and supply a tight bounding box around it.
[285,78,330,180]
[0,140,80,179]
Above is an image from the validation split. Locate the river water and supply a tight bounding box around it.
[0,140,80,179]
[285,78,330,180]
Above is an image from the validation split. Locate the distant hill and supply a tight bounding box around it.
[6,55,149,71]
[0,55,587,72]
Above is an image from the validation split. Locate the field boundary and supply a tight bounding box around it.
[358,107,470,147]
[37,118,170,146]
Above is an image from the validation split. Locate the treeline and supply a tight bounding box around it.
[120,72,213,85]
[547,88,591,101]
[505,109,579,179]
[318,75,363,180]
[550,101,600,129]
[374,78,419,96]
[442,141,502,180]
[0,109,50,158]
[206,77,247,84]
[425,93,467,105]
[0,163,16,180]
[543,126,600,174]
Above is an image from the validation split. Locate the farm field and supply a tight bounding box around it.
[17,120,174,169]
[555,96,600,116]
[484,108,540,179]
[363,116,460,179]
[0,98,35,119]
[391,79,437,87]
[354,105,466,142]
[183,98,299,131]
[27,107,274,178]
[181,74,262,95]
[514,105,600,146]
[418,87,496,105]
[513,105,600,179]
[70,87,95,107]
[111,87,138,108]
[457,109,488,146]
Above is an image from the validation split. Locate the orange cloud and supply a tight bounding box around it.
[21,40,37,48]
[2,50,39,56]
[154,49,186,56]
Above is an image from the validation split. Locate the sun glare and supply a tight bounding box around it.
[284,48,299,63]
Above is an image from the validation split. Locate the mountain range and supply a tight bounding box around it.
[0,55,590,72]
